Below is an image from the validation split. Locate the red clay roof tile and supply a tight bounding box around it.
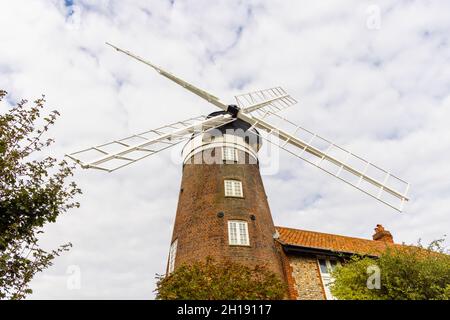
[275,226,403,257]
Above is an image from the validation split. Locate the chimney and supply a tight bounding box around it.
[372,224,394,243]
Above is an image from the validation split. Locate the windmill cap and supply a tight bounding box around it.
[180,111,263,164]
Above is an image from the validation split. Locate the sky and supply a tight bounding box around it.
[0,0,449,299]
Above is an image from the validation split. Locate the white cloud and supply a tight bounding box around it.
[0,0,449,299]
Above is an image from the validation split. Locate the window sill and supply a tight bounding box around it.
[228,244,251,247]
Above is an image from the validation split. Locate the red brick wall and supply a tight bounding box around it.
[168,148,285,279]
[277,243,298,299]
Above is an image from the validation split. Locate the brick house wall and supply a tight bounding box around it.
[285,254,326,300]
[275,225,400,300]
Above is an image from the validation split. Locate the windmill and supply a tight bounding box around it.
[67,43,410,277]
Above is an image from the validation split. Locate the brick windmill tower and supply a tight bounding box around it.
[167,114,284,276]
[67,43,410,281]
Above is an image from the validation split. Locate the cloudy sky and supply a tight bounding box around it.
[1,0,449,299]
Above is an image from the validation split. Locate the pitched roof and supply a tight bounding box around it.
[275,226,402,257]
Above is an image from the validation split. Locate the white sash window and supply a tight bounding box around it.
[318,258,339,300]
[228,221,249,246]
[224,180,243,197]
[222,147,238,162]
[168,239,178,274]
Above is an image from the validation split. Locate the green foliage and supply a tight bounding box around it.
[155,257,286,300]
[0,90,81,299]
[330,239,450,300]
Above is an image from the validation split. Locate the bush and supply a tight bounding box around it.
[330,239,450,300]
[155,258,286,300]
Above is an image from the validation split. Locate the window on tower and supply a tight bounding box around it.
[222,146,238,162]
[228,220,250,246]
[224,179,243,197]
[168,239,178,274]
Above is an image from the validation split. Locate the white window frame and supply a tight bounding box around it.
[317,257,340,300]
[224,179,243,198]
[168,239,178,274]
[222,146,238,162]
[228,220,250,246]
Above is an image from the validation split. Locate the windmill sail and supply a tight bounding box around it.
[66,114,235,172]
[106,43,229,111]
[235,87,298,116]
[239,111,410,212]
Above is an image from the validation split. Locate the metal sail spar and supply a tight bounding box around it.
[66,114,235,172]
[106,42,229,111]
[235,87,298,116]
[239,111,410,212]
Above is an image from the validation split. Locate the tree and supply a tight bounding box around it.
[330,239,450,300]
[0,90,81,299]
[155,258,286,300]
